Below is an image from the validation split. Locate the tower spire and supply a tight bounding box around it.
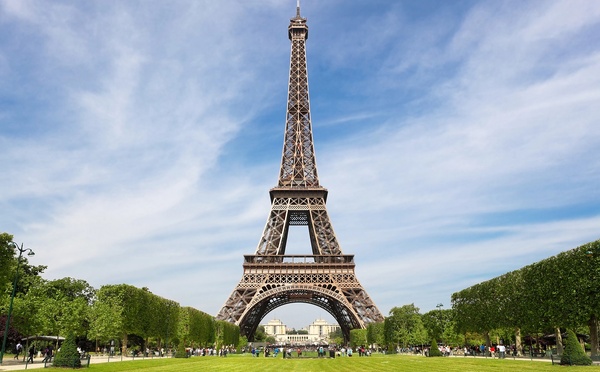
[282,0,313,187]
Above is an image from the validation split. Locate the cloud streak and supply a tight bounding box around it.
[1,0,599,328]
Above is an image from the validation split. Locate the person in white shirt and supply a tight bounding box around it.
[498,344,506,359]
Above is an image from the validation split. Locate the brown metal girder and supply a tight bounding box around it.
[268,187,328,203]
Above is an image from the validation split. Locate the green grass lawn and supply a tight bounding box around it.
[87,354,599,372]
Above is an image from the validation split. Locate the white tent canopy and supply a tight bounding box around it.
[21,336,65,342]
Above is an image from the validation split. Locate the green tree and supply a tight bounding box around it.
[93,285,181,354]
[422,308,461,346]
[0,233,16,295]
[214,320,239,350]
[560,329,592,366]
[366,322,384,348]
[1,233,47,344]
[89,286,124,345]
[384,304,427,349]
[17,277,94,342]
[0,234,47,298]
[177,307,191,347]
[178,306,215,348]
[254,325,266,342]
[452,239,600,357]
[349,328,367,349]
[53,333,81,367]
[237,335,248,353]
[329,328,344,345]
[174,339,188,358]
[428,338,442,357]
[422,309,446,343]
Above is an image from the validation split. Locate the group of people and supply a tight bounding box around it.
[12,342,54,364]
[185,346,232,357]
[250,346,292,358]
[479,344,507,358]
[247,345,373,358]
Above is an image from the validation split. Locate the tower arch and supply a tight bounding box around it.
[238,283,363,341]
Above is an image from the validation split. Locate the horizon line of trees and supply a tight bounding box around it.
[451,239,599,357]
[4,231,598,357]
[0,233,239,355]
[348,239,599,357]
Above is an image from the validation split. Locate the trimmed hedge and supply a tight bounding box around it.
[560,329,592,366]
[428,338,443,357]
[53,333,81,368]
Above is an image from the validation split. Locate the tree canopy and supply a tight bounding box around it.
[384,304,427,349]
[452,239,600,356]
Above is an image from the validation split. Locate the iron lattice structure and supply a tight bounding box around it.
[216,4,384,341]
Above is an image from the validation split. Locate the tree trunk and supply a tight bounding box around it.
[24,339,30,362]
[484,331,491,356]
[589,315,599,357]
[515,328,522,356]
[555,327,563,355]
[122,333,128,356]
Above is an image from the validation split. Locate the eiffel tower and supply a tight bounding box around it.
[216,2,383,341]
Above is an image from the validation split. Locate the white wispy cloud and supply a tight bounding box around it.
[317,0,600,316]
[1,0,599,329]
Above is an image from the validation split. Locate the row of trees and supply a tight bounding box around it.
[91,284,239,354]
[4,230,597,359]
[0,233,239,355]
[347,239,599,359]
[451,239,599,356]
[349,304,466,351]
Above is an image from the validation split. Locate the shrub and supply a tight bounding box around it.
[428,339,443,357]
[53,333,82,368]
[560,329,592,366]
[174,340,188,358]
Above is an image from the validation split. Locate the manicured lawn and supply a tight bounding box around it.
[88,354,599,372]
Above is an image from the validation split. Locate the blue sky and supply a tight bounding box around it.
[1,0,599,330]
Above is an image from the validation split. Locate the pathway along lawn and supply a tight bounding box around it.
[88,354,599,372]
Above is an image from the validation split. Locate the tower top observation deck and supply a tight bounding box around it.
[289,1,308,40]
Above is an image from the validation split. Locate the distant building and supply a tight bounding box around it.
[264,318,287,336]
[262,318,340,345]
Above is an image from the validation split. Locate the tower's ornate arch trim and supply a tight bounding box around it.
[237,283,363,341]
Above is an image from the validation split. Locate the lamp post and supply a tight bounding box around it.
[0,242,34,365]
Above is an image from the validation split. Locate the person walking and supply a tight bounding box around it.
[27,345,35,364]
[42,345,53,363]
[14,342,23,360]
